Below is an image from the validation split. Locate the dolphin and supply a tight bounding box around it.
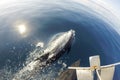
[13,29,75,80]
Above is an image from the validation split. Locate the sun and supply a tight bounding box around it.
[17,24,26,34]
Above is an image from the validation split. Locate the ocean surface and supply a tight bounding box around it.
[0,0,120,80]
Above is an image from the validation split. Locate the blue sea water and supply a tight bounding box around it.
[0,0,120,80]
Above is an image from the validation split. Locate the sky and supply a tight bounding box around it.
[105,0,120,12]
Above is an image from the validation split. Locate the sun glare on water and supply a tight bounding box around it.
[17,24,26,34]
